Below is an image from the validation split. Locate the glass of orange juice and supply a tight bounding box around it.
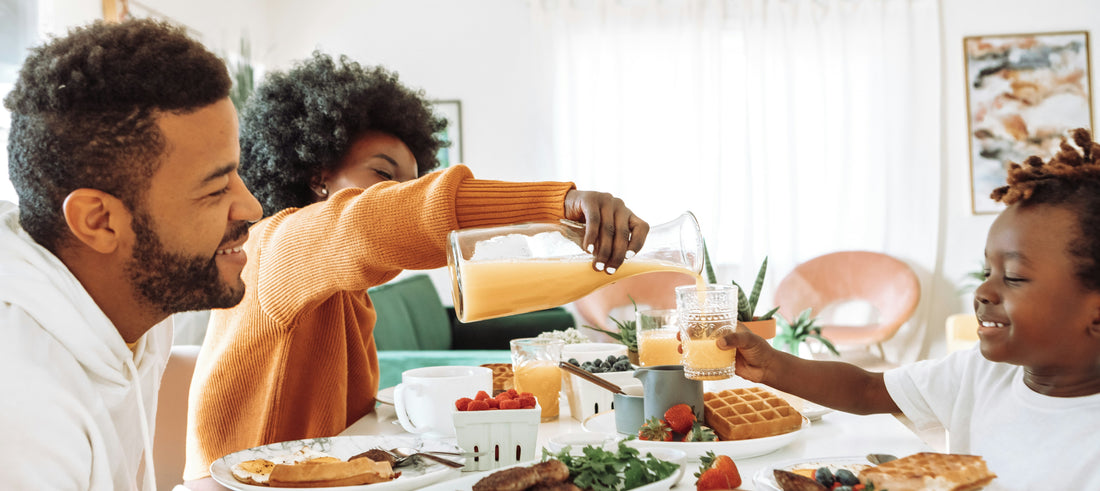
[510,337,564,421]
[675,284,738,381]
[636,309,683,367]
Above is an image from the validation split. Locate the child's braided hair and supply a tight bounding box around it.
[991,128,1100,291]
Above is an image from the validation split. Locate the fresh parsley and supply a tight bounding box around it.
[542,440,679,491]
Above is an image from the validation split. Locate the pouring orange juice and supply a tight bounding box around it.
[448,212,705,322]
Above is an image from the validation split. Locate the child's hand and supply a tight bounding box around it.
[718,324,778,384]
[563,190,649,274]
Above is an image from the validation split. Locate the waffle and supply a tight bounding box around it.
[702,387,803,440]
[860,452,996,491]
[481,363,514,395]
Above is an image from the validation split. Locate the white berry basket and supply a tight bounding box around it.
[452,404,540,471]
[563,370,640,422]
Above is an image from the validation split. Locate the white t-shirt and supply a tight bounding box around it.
[885,346,1100,489]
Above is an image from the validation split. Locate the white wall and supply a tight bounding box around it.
[10,0,1100,354]
[936,0,1100,335]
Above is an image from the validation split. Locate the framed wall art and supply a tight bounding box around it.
[431,100,463,168]
[964,31,1093,214]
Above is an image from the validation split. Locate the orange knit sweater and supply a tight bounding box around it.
[183,166,574,479]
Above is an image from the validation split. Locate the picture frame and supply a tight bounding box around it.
[431,100,463,168]
[963,31,1093,215]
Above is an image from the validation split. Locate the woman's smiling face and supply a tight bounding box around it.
[974,202,1100,371]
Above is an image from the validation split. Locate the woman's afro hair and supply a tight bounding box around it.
[239,52,447,216]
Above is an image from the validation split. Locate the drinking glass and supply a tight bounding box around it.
[675,284,739,380]
[636,309,682,367]
[510,337,564,421]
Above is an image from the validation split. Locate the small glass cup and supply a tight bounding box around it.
[675,284,739,380]
[636,309,683,367]
[510,337,564,421]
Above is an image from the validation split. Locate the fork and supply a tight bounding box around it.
[388,447,466,468]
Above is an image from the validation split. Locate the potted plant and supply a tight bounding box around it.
[703,245,780,338]
[773,307,840,358]
[585,298,640,364]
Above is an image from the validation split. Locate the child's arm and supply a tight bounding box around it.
[718,325,900,415]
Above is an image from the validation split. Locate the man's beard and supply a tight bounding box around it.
[125,212,249,315]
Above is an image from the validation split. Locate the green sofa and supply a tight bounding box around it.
[370,274,575,389]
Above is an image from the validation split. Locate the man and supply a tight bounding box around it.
[0,19,262,490]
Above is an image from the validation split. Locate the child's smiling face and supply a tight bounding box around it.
[975,202,1100,384]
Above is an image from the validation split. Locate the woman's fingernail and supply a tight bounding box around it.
[587,244,594,253]
[625,250,636,259]
[606,267,616,274]
[595,262,605,271]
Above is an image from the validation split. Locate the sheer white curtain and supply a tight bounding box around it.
[533,0,943,362]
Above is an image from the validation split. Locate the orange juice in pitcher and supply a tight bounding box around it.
[448,212,705,323]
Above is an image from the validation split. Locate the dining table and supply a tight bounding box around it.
[340,378,939,490]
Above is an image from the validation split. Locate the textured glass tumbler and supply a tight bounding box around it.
[510,337,564,421]
[636,309,682,367]
[675,284,739,381]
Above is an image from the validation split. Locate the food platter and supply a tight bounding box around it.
[417,459,683,491]
[751,455,871,491]
[210,435,459,491]
[582,410,809,461]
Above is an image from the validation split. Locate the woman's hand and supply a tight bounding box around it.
[563,190,648,274]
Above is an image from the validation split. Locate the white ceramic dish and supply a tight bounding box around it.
[800,400,833,422]
[582,410,810,461]
[210,435,460,491]
[751,455,872,491]
[376,386,395,406]
[417,457,682,491]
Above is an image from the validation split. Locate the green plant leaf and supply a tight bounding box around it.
[702,241,718,284]
[758,305,780,320]
[809,333,841,356]
[730,280,752,322]
[748,256,768,316]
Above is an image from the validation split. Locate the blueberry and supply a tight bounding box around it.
[568,358,580,366]
[611,360,632,372]
[606,355,619,365]
[814,467,835,487]
[835,469,859,486]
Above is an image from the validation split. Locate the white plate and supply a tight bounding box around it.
[376,386,395,406]
[211,435,461,491]
[418,459,682,491]
[582,410,809,461]
[751,455,872,491]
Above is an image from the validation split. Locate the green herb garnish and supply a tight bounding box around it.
[542,440,678,491]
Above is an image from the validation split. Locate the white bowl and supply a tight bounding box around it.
[545,431,621,455]
[562,342,629,364]
[632,446,688,483]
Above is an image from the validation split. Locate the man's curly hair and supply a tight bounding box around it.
[991,128,1100,291]
[4,19,231,253]
[239,52,447,216]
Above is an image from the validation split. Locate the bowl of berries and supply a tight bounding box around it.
[452,389,540,471]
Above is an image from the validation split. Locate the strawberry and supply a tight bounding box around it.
[499,398,522,410]
[494,391,514,401]
[695,468,732,491]
[682,422,718,442]
[663,403,696,434]
[467,400,490,411]
[486,398,500,409]
[474,390,491,401]
[506,388,519,398]
[455,397,473,411]
[695,451,741,489]
[518,395,537,409]
[637,417,673,441]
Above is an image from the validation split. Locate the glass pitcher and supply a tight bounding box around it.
[447,211,705,322]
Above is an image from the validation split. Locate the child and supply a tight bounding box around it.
[719,128,1100,489]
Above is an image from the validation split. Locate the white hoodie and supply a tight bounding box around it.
[0,201,171,490]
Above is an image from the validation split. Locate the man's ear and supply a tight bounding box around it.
[62,189,132,254]
[1087,295,1100,339]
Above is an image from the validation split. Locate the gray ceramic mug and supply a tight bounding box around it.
[612,385,645,435]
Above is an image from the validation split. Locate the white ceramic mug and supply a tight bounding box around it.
[393,366,492,438]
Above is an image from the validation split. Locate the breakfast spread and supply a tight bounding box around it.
[860,452,996,491]
[703,388,804,441]
[230,446,397,487]
[480,363,515,395]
